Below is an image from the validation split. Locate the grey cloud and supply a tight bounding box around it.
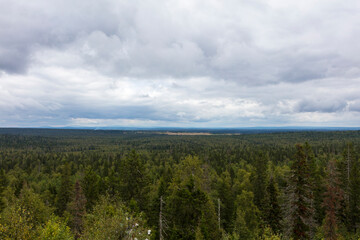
[1,0,360,127]
[296,98,347,113]
[348,100,360,112]
[1,0,360,85]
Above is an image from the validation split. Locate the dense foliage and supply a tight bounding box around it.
[0,128,360,239]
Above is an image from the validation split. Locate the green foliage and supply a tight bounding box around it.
[233,190,260,240]
[285,144,314,240]
[264,176,282,234]
[0,204,36,240]
[80,195,149,240]
[18,186,53,225]
[119,150,149,210]
[67,180,86,238]
[56,163,73,216]
[260,226,282,240]
[167,177,208,239]
[0,169,8,211]
[217,170,235,232]
[253,151,269,213]
[38,216,74,240]
[1,129,360,239]
[82,167,99,210]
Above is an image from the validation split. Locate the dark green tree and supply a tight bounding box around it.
[323,158,343,240]
[167,177,207,239]
[81,167,99,210]
[337,143,359,232]
[264,176,282,234]
[0,169,8,211]
[217,170,235,233]
[167,175,220,240]
[348,155,360,233]
[67,180,86,239]
[253,151,268,213]
[285,144,314,240]
[119,150,149,210]
[56,163,73,216]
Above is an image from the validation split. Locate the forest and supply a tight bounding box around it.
[0,128,360,240]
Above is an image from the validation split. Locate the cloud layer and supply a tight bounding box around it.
[1,0,360,127]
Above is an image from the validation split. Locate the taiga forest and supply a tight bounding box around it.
[0,128,360,239]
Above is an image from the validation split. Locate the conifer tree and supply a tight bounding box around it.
[337,143,359,232]
[233,190,261,240]
[323,158,343,240]
[167,176,207,239]
[56,163,73,216]
[285,144,314,240]
[253,151,268,213]
[217,170,235,233]
[119,150,148,210]
[348,154,360,233]
[82,167,99,210]
[265,176,282,234]
[0,169,8,212]
[68,180,86,239]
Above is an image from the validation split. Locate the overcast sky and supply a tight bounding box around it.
[1,0,360,128]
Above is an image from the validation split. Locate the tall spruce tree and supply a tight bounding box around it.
[82,167,99,210]
[0,169,8,211]
[348,154,360,233]
[56,163,73,216]
[217,170,235,233]
[253,151,268,213]
[265,176,282,234]
[337,143,359,232]
[119,150,149,211]
[323,158,343,240]
[68,180,86,239]
[285,144,314,240]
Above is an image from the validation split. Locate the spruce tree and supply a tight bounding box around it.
[68,180,86,239]
[82,166,99,210]
[253,151,268,213]
[285,144,314,240]
[0,169,8,211]
[337,143,359,232]
[265,176,282,234]
[56,163,73,216]
[217,170,235,233]
[119,150,149,210]
[323,158,343,240]
[348,154,360,233]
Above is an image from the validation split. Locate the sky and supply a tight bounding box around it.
[1,0,360,128]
